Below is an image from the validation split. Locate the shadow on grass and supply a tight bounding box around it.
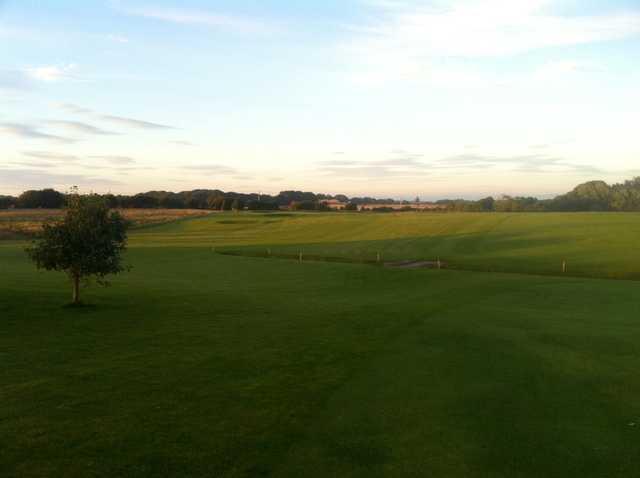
[213,232,640,281]
[62,302,99,310]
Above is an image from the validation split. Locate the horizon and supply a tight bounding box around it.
[1,0,639,199]
[0,176,628,203]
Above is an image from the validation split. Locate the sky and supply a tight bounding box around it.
[1,0,639,199]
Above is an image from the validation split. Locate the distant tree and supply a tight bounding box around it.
[158,194,184,209]
[207,195,224,210]
[344,202,358,211]
[290,200,330,211]
[477,196,495,212]
[102,194,119,209]
[221,198,234,211]
[231,198,245,212]
[17,189,65,208]
[129,194,159,209]
[277,191,317,206]
[247,200,279,211]
[26,191,130,305]
[0,196,16,209]
[334,194,349,203]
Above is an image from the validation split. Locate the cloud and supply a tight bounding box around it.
[119,6,273,34]
[20,152,136,166]
[89,155,136,164]
[318,155,431,178]
[26,64,77,82]
[344,0,640,84]
[100,114,174,130]
[54,104,176,132]
[436,153,603,175]
[169,140,194,146]
[58,103,93,114]
[22,151,81,162]
[183,164,237,175]
[10,161,60,169]
[0,69,33,91]
[318,151,602,179]
[45,120,118,136]
[0,123,75,144]
[107,34,129,43]
[0,168,121,188]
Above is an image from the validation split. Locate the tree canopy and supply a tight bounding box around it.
[26,192,130,304]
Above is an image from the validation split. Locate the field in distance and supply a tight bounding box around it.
[2,211,640,477]
[133,211,640,280]
[0,208,213,239]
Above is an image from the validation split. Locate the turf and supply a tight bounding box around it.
[132,212,640,280]
[2,213,640,477]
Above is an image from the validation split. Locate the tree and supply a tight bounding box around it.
[231,198,245,211]
[0,196,16,209]
[17,189,65,208]
[26,192,130,305]
[207,195,224,210]
[477,196,495,211]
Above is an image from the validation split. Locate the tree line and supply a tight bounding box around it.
[437,178,640,212]
[0,188,388,211]
[3,177,640,212]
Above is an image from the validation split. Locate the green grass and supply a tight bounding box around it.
[133,212,640,280]
[2,212,640,477]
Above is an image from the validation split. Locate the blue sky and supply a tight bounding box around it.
[1,0,639,199]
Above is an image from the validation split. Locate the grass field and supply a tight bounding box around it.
[2,212,640,477]
[133,211,640,280]
[0,209,213,239]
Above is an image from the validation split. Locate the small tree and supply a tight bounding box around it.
[26,191,130,304]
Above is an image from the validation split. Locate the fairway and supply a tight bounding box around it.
[134,212,640,279]
[2,213,640,477]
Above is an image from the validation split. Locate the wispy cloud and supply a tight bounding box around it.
[45,120,118,136]
[436,153,603,175]
[54,103,176,132]
[169,140,194,146]
[118,5,274,34]
[89,155,136,164]
[0,123,75,144]
[0,168,121,188]
[318,155,431,178]
[183,164,237,175]
[344,0,640,84]
[26,64,77,82]
[58,103,93,114]
[22,151,80,162]
[107,33,129,43]
[100,114,174,130]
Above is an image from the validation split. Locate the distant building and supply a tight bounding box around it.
[358,202,445,211]
[321,199,348,210]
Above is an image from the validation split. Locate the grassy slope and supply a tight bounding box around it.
[2,213,640,477]
[132,212,640,280]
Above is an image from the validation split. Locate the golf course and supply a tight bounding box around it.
[2,211,640,477]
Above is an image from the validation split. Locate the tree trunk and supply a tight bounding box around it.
[72,273,80,304]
